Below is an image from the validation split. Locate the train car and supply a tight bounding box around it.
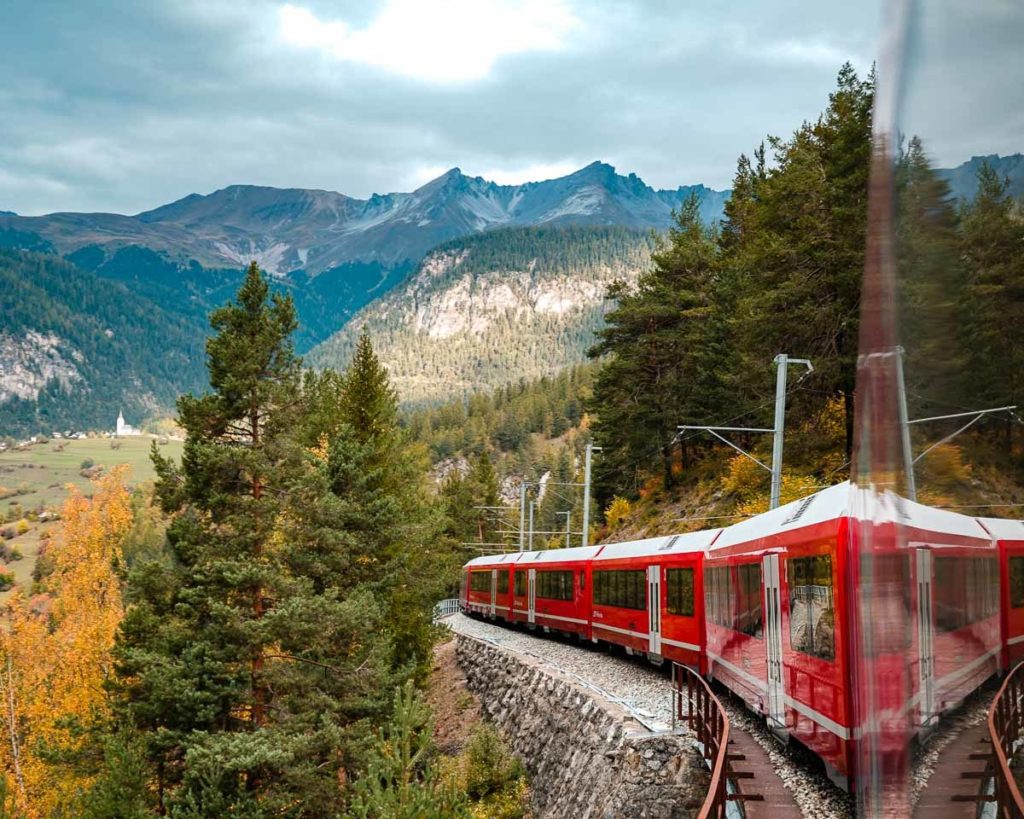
[976,517,1024,671]
[904,501,999,732]
[514,546,601,638]
[704,482,854,784]
[589,531,721,671]
[461,552,518,621]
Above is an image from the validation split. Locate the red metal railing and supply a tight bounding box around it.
[988,661,1024,817]
[673,663,742,819]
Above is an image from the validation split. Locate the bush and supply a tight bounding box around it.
[8,547,22,562]
[14,519,30,536]
[604,497,632,531]
[81,458,95,470]
[0,570,14,591]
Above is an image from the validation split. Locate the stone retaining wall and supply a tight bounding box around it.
[455,634,709,818]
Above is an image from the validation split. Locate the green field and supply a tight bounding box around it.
[0,436,183,601]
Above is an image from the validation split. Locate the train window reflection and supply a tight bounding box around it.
[470,571,491,593]
[594,569,646,610]
[537,570,574,601]
[514,571,526,597]
[787,555,835,661]
[496,570,509,594]
[666,568,695,617]
[1010,557,1024,608]
[736,563,763,638]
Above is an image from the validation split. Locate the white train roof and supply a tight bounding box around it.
[713,481,852,550]
[593,529,722,561]
[977,516,1024,541]
[896,494,991,542]
[464,552,520,568]
[519,545,604,564]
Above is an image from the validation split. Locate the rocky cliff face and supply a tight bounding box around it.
[455,633,707,818]
[0,331,82,404]
[309,225,655,404]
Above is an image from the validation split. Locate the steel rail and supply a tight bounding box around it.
[988,660,1024,817]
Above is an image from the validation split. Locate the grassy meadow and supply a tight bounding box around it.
[0,436,183,602]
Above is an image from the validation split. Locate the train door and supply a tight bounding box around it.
[489,569,497,618]
[763,554,787,733]
[528,569,536,625]
[916,548,937,728]
[648,564,662,655]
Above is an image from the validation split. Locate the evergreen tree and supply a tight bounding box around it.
[588,194,726,499]
[113,264,392,815]
[961,161,1024,451]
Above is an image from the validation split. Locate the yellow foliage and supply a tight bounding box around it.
[918,444,971,492]
[0,467,133,817]
[604,497,632,532]
[14,520,29,536]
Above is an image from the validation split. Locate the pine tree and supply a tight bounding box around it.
[113,264,392,815]
[961,161,1024,453]
[588,194,726,500]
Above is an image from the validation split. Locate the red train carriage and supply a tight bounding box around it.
[905,503,999,733]
[513,546,601,637]
[461,552,518,621]
[589,531,721,671]
[705,482,854,784]
[977,517,1024,670]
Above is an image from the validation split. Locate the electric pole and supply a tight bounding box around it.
[581,442,602,548]
[557,511,571,549]
[528,499,536,551]
[518,482,527,552]
[681,353,812,511]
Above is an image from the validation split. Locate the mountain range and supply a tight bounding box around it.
[1,153,1022,436]
[0,162,729,277]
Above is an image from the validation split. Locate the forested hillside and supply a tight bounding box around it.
[586,65,1024,520]
[0,250,208,436]
[310,226,656,404]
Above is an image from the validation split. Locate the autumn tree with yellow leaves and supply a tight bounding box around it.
[0,468,133,817]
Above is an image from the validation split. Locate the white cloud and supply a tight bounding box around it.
[278,0,581,83]
[476,161,581,185]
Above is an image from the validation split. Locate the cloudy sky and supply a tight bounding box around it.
[2,0,880,216]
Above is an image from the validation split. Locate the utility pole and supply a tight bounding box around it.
[581,442,602,548]
[895,347,917,502]
[528,499,536,551]
[518,482,527,552]
[681,353,812,511]
[557,511,571,549]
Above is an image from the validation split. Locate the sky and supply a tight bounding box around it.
[1,0,880,216]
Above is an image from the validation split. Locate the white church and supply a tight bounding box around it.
[115,410,141,437]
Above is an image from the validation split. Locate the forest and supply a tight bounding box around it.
[0,265,528,817]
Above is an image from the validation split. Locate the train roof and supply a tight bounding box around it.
[593,529,722,561]
[712,481,851,550]
[895,494,992,542]
[464,552,520,568]
[518,545,604,564]
[976,516,1024,541]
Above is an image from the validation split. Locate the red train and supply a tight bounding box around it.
[461,481,1024,790]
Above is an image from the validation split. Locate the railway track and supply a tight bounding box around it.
[445,612,1022,818]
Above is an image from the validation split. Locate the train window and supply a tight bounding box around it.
[593,569,646,610]
[934,556,999,632]
[537,570,574,601]
[787,555,835,661]
[860,554,912,655]
[496,570,509,594]
[1010,557,1024,608]
[470,571,491,593]
[736,563,763,638]
[514,571,526,597]
[703,565,736,629]
[666,568,695,617]
[579,570,586,591]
